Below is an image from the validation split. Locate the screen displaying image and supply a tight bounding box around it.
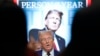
[17,0,91,55]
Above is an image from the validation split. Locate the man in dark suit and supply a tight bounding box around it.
[29,9,65,52]
[37,30,59,56]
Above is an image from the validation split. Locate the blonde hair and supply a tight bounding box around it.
[38,30,54,40]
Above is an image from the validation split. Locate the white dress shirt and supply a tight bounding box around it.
[42,49,54,56]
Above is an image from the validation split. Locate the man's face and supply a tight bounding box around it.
[34,41,41,51]
[45,12,61,31]
[28,37,41,51]
[39,32,54,52]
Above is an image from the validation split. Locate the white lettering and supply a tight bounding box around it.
[31,2,36,8]
[21,2,27,8]
[78,2,83,8]
[21,1,84,9]
[72,2,78,8]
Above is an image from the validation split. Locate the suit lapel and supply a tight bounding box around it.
[54,50,59,56]
[37,50,42,56]
[55,35,61,51]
